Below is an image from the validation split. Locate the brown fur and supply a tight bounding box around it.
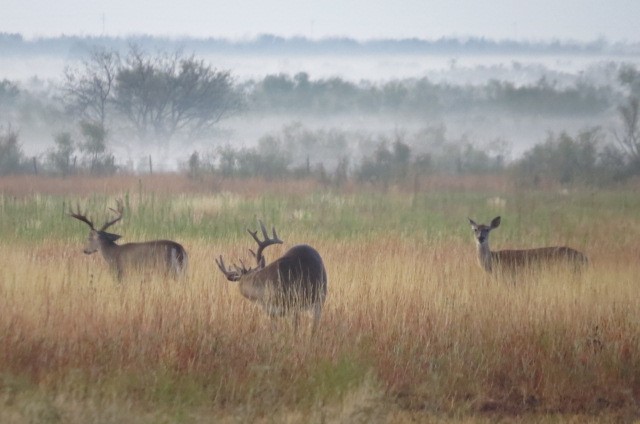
[469,216,587,274]
[491,246,587,272]
[94,234,188,280]
[70,202,188,281]
[237,244,327,318]
[217,225,328,334]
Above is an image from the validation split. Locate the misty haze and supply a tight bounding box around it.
[1,34,640,184]
[6,1,640,419]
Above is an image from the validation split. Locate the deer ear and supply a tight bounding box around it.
[490,216,501,228]
[468,218,478,229]
[100,231,121,242]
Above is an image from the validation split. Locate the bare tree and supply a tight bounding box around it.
[79,120,115,175]
[114,46,242,144]
[619,64,640,98]
[47,131,76,176]
[614,97,640,164]
[63,47,119,128]
[0,79,20,109]
[0,125,26,175]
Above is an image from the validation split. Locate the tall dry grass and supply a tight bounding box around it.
[1,233,640,422]
[1,176,640,422]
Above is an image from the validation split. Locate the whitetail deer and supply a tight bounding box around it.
[69,200,188,280]
[216,220,327,334]
[468,216,587,274]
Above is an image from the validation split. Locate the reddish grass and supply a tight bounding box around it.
[2,235,640,422]
[0,173,518,198]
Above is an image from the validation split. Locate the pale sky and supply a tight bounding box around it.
[1,0,639,42]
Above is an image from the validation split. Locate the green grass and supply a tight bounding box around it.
[1,187,633,248]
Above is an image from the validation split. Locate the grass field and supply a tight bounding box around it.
[1,174,640,423]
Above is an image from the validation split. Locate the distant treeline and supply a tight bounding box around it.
[0,60,618,140]
[183,125,640,188]
[2,33,639,57]
[1,45,640,188]
[244,73,611,116]
[2,121,640,189]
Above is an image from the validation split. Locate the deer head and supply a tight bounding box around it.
[69,200,124,254]
[469,216,501,245]
[216,220,283,281]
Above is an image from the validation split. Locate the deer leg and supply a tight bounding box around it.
[113,265,124,282]
[269,315,278,333]
[292,311,300,336]
[311,302,322,336]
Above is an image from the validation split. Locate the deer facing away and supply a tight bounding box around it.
[216,220,327,334]
[70,201,188,280]
[468,216,587,274]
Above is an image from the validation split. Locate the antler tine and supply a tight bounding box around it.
[108,198,124,215]
[246,220,283,268]
[247,228,261,244]
[68,204,95,229]
[259,219,270,240]
[233,262,245,275]
[100,199,124,231]
[238,258,254,273]
[215,255,241,281]
[259,220,282,243]
[215,255,229,273]
[248,248,266,269]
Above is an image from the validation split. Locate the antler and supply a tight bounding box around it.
[215,255,244,281]
[100,199,124,232]
[69,204,95,229]
[247,220,283,268]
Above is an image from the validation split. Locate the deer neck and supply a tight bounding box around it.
[98,238,120,265]
[238,271,267,302]
[475,239,493,272]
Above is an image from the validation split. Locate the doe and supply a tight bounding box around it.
[468,216,587,274]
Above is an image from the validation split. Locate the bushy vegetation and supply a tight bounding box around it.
[182,123,507,188]
[513,128,623,186]
[180,123,640,190]
[0,126,29,175]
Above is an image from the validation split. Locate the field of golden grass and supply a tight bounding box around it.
[1,175,640,423]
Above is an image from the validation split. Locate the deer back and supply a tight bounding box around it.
[111,239,188,278]
[493,246,587,271]
[240,244,327,314]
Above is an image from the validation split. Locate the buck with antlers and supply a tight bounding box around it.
[216,220,327,334]
[469,216,588,274]
[69,200,188,280]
